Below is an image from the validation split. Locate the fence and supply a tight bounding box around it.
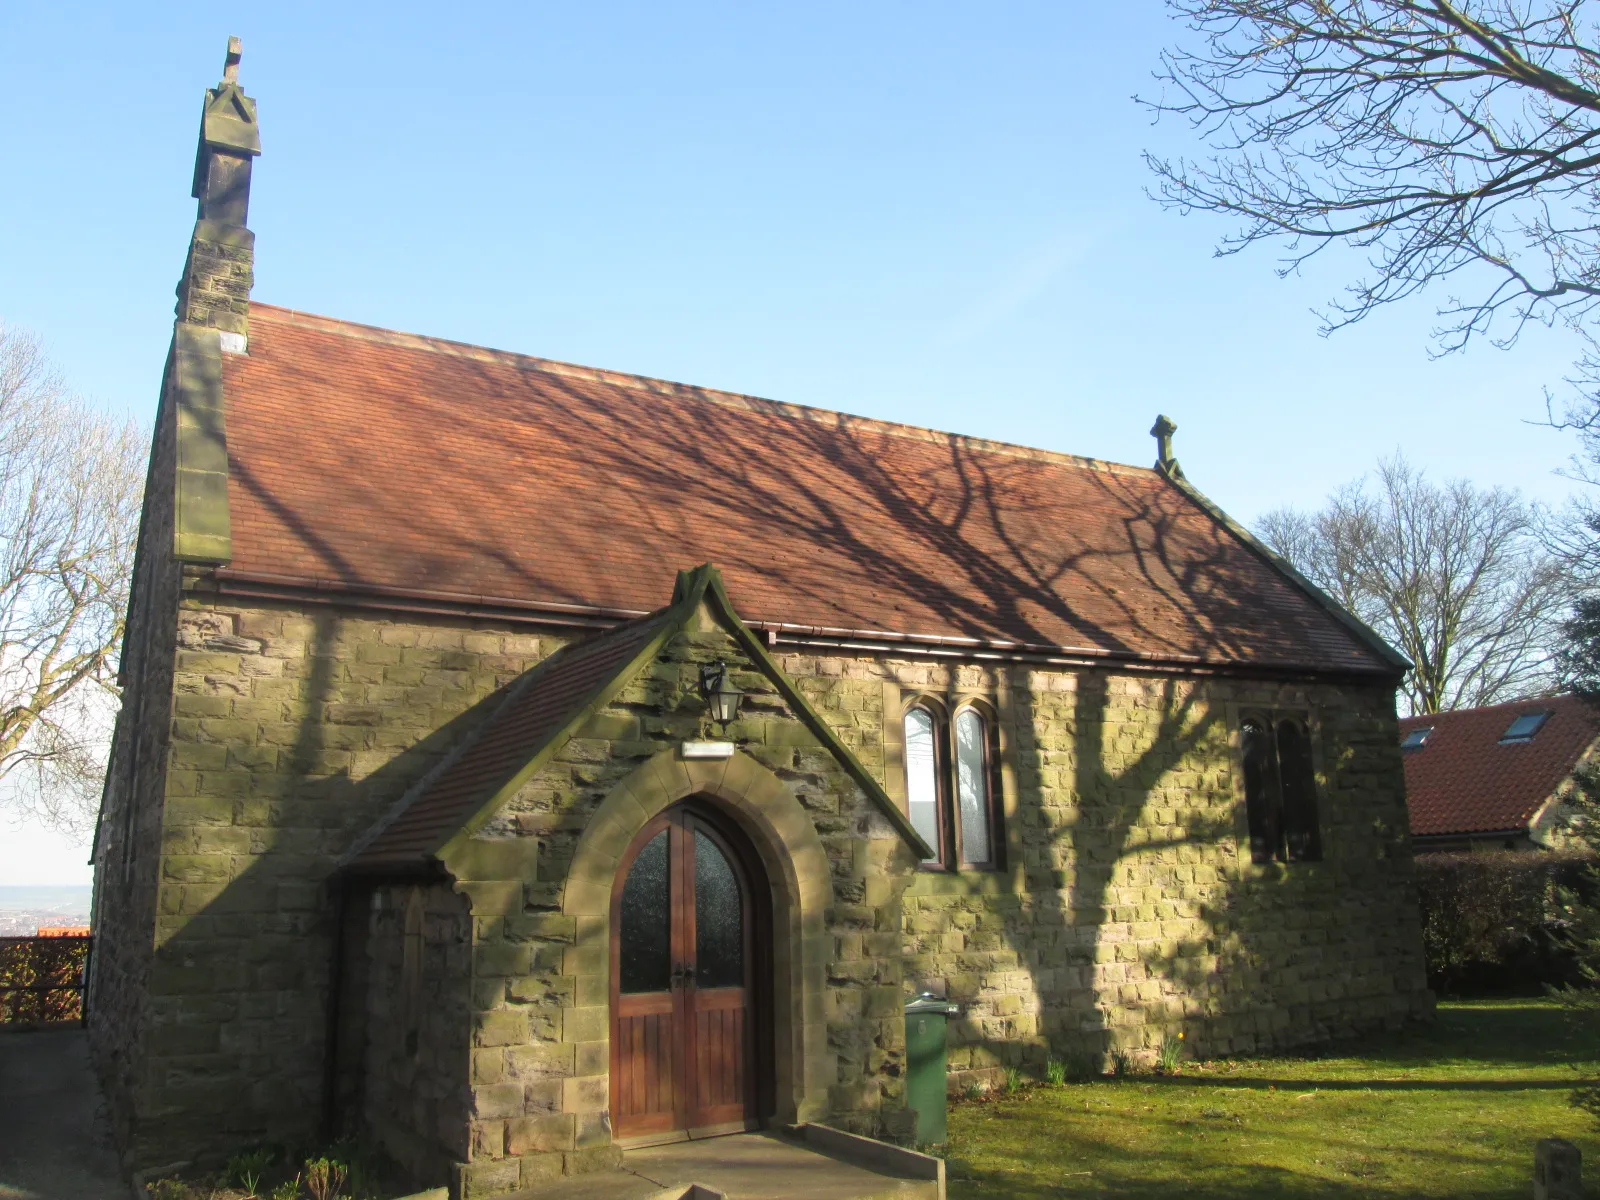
[0,935,91,1025]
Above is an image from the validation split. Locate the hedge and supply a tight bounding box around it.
[1413,850,1597,993]
[0,935,90,1023]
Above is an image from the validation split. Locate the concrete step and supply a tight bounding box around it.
[509,1129,943,1200]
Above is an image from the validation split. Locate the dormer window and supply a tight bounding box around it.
[1500,712,1551,743]
[1400,727,1433,750]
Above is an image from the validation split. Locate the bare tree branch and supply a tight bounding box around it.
[1143,1,1600,365]
[0,324,142,840]
[1258,455,1566,712]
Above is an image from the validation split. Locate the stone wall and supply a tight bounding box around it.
[96,583,1429,1191]
[100,593,554,1173]
[360,882,472,1186]
[176,223,254,341]
[446,620,920,1197]
[776,653,1432,1092]
[89,359,183,1165]
[424,622,1428,1197]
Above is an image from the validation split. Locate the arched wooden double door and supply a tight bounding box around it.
[609,802,770,1141]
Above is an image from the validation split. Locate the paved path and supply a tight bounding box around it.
[0,1029,129,1200]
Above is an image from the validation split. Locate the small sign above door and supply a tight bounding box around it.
[680,741,735,760]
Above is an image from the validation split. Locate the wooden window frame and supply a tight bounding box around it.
[1239,710,1323,865]
[902,697,1003,872]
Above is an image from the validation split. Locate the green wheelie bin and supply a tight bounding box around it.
[904,992,961,1146]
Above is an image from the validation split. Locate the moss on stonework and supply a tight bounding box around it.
[103,585,1426,1194]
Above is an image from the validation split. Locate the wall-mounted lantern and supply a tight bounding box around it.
[698,660,743,729]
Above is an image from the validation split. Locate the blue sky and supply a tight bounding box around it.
[0,3,1590,882]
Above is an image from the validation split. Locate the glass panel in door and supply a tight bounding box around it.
[619,829,671,993]
[694,830,744,989]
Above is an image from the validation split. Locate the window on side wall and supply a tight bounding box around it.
[1240,713,1322,865]
[402,887,424,1058]
[903,701,1001,870]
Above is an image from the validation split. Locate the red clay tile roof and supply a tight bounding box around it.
[219,303,1391,674]
[349,613,669,870]
[1398,695,1600,837]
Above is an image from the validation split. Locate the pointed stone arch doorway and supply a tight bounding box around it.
[610,800,773,1141]
[561,748,837,1150]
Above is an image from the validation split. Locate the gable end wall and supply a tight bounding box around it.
[89,359,183,1167]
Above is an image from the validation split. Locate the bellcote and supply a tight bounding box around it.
[171,37,256,567]
[176,36,258,352]
[190,37,261,226]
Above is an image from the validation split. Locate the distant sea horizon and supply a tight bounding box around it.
[0,884,92,911]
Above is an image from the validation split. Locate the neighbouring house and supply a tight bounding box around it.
[1399,694,1600,853]
[87,42,1433,1198]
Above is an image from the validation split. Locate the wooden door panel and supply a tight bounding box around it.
[612,807,759,1140]
[688,986,749,1121]
[692,1003,746,1118]
[617,992,675,1016]
[691,987,745,1010]
[614,1007,675,1132]
[611,815,681,1138]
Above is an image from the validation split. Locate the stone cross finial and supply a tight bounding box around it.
[223,36,242,84]
[1150,414,1178,470]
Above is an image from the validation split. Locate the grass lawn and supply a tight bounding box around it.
[944,999,1600,1199]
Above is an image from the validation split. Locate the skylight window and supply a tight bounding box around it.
[1400,727,1432,750]
[1500,712,1551,743]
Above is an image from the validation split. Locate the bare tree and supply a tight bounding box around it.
[0,325,142,840]
[1144,2,1600,385]
[1259,457,1567,712]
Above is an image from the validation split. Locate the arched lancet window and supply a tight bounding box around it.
[1240,712,1322,864]
[902,701,1001,870]
[904,706,943,864]
[954,708,993,866]
[401,887,424,1057]
[1241,717,1280,864]
[1277,718,1321,862]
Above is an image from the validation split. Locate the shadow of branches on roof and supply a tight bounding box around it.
[241,324,1381,673]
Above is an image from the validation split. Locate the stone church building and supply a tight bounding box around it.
[89,44,1432,1198]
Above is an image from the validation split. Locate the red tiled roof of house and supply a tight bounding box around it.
[1398,695,1600,837]
[218,303,1391,674]
[349,612,670,870]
